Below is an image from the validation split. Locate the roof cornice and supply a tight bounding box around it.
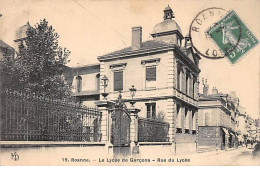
[97,44,172,61]
[98,43,200,73]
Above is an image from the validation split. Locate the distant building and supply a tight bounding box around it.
[13,22,31,56]
[0,40,15,60]
[198,81,239,150]
[237,106,248,143]
[63,63,100,107]
[246,115,258,142]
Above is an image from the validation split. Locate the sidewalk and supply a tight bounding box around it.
[194,147,239,157]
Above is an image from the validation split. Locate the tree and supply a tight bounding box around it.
[0,19,72,100]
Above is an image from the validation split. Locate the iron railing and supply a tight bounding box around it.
[0,90,102,142]
[138,117,169,142]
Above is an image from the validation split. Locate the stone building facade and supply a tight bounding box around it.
[13,22,31,56]
[97,6,201,154]
[0,40,15,60]
[63,63,100,107]
[198,81,239,150]
[63,6,200,155]
[237,106,248,144]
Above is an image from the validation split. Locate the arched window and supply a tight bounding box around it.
[76,75,82,92]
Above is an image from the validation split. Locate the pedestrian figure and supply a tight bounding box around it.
[251,140,253,148]
[216,143,218,154]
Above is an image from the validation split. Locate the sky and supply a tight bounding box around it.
[0,0,259,119]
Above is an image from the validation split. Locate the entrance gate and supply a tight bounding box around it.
[110,94,131,156]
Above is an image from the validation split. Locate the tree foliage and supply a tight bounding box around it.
[0,19,72,100]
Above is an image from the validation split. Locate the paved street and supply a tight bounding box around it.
[188,146,259,165]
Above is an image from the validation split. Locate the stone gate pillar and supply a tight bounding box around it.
[128,107,140,153]
[96,100,114,157]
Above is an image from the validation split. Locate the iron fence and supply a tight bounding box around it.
[138,117,169,142]
[0,90,102,142]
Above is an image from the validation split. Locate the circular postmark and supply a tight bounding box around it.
[189,7,243,60]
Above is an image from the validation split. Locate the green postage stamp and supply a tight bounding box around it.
[207,10,259,64]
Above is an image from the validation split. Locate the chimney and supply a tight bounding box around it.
[132,26,142,50]
[184,35,192,48]
[212,86,218,94]
[202,78,209,96]
[236,98,240,106]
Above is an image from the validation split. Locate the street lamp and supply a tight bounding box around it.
[129,85,136,107]
[101,75,109,100]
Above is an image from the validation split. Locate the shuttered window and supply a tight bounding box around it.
[114,71,123,91]
[193,77,196,98]
[185,73,189,94]
[146,66,156,81]
[177,69,181,90]
[189,77,193,97]
[76,76,82,92]
[192,111,196,130]
[185,108,189,129]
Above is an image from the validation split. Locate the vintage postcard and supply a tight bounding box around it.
[0,0,259,166]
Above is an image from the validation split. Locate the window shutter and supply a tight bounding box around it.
[176,105,181,128]
[193,77,196,98]
[190,78,193,97]
[146,104,151,118]
[152,103,156,118]
[185,74,189,94]
[192,111,196,130]
[114,71,123,91]
[177,69,181,90]
[146,67,156,81]
[76,76,82,92]
[182,72,186,93]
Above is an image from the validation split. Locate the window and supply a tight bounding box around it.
[192,77,197,98]
[192,111,196,132]
[185,73,189,94]
[114,71,123,91]
[96,74,100,91]
[184,108,189,134]
[176,105,182,131]
[189,77,193,97]
[146,103,156,119]
[76,75,82,92]
[177,69,181,90]
[193,77,196,98]
[146,66,156,88]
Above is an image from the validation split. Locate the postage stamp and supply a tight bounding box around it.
[189,7,228,59]
[207,10,259,64]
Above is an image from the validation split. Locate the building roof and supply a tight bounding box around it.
[199,93,228,101]
[15,22,31,41]
[164,6,172,11]
[0,40,15,59]
[238,106,246,116]
[0,40,14,50]
[70,63,100,69]
[151,19,182,36]
[98,40,170,59]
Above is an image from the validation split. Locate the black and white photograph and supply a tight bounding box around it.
[0,0,259,166]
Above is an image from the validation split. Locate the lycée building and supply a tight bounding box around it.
[64,6,201,154]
